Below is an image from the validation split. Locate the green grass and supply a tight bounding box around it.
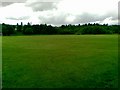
[2,35,118,88]
[0,36,2,89]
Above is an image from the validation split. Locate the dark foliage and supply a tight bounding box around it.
[1,22,119,36]
[2,23,15,36]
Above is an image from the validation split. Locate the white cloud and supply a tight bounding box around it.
[0,3,33,24]
[65,15,76,23]
[101,17,118,25]
[0,0,119,25]
[57,0,118,15]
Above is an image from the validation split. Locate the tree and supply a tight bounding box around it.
[23,27,33,34]
[2,23,15,36]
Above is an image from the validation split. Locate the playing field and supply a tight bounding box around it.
[2,35,118,88]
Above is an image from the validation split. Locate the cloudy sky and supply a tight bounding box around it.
[0,0,119,26]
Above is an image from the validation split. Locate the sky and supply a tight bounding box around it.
[0,0,119,26]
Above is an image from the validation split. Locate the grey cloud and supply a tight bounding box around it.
[38,12,69,25]
[1,0,27,7]
[73,12,118,24]
[25,2,57,11]
[0,2,2,7]
[6,16,30,20]
[74,14,105,24]
[37,11,118,26]
[1,2,14,7]
[0,0,26,3]
[106,12,117,20]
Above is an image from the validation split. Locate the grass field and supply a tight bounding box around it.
[2,35,118,88]
[0,36,2,89]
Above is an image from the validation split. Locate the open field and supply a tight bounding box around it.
[2,35,118,88]
[0,36,2,89]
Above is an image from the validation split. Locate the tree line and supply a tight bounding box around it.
[1,22,120,36]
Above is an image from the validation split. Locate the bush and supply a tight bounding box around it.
[23,27,33,35]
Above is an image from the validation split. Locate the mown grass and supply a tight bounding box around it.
[0,36,2,89]
[2,35,118,88]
